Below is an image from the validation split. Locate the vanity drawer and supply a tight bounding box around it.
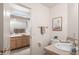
[16,37,22,48]
[22,39,27,46]
[10,37,17,50]
[10,35,30,50]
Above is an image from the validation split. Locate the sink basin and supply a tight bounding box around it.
[54,43,72,51]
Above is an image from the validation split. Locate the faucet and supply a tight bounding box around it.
[72,33,76,47]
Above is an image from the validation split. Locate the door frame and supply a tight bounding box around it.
[3,3,32,55]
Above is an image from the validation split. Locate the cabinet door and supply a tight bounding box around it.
[10,37,17,50]
[22,39,27,46]
[16,37,22,48]
[26,36,30,45]
[22,36,30,46]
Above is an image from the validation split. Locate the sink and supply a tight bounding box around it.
[54,43,79,52]
[54,43,73,51]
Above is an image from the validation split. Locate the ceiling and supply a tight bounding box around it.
[42,3,58,8]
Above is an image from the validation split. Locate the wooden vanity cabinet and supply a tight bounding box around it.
[10,35,30,50]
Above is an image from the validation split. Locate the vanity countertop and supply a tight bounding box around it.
[10,33,30,37]
[44,44,79,55]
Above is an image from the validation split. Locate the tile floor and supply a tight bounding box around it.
[10,47,30,55]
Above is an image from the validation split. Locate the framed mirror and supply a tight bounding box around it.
[52,17,62,31]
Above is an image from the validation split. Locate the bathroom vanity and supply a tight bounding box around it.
[44,44,71,55]
[10,34,30,50]
[44,43,78,55]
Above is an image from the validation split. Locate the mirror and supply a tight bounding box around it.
[10,18,30,34]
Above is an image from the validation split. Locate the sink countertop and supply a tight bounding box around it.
[10,33,30,37]
[44,44,79,55]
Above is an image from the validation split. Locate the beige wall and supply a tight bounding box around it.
[67,3,78,40]
[50,4,68,41]
[50,3,78,41]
